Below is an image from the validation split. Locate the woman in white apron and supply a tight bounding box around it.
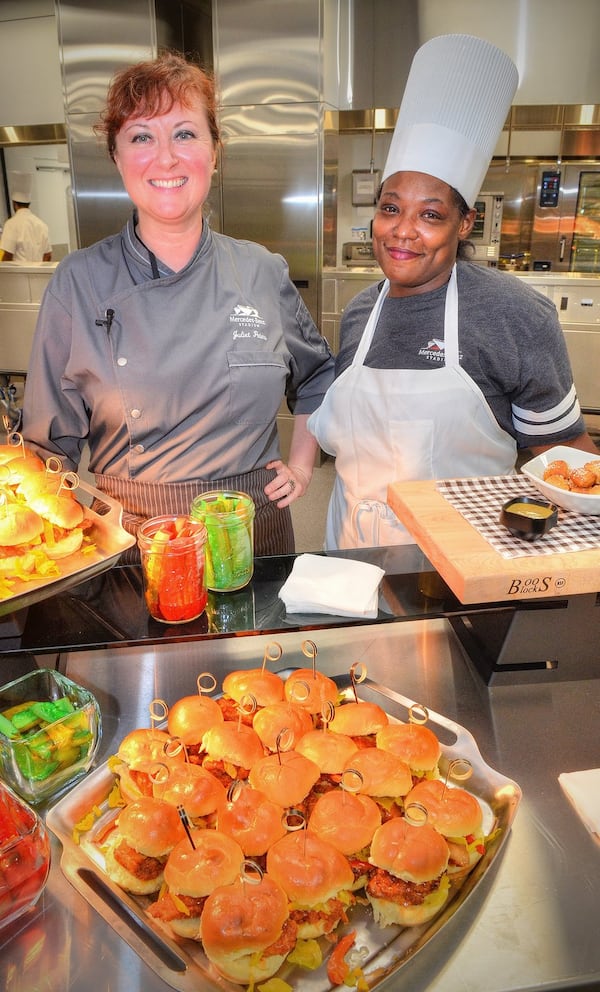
[309,35,595,551]
[308,259,516,550]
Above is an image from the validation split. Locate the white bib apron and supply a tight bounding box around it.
[308,266,516,549]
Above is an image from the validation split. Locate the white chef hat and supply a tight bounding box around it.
[9,171,33,203]
[382,34,519,207]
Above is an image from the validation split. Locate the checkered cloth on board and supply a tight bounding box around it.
[436,476,600,559]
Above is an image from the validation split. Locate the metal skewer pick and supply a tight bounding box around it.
[177,806,195,849]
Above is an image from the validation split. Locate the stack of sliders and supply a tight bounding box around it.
[0,443,90,591]
[89,661,489,987]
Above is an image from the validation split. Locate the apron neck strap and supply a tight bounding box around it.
[443,265,459,367]
[352,265,459,368]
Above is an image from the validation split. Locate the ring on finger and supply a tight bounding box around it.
[288,478,296,492]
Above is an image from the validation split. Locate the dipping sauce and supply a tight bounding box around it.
[506,502,555,519]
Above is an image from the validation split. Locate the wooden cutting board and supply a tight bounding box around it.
[387,480,600,604]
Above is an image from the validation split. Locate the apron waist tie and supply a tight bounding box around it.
[351,499,387,547]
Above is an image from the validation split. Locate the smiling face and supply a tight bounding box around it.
[113,98,217,239]
[372,171,476,297]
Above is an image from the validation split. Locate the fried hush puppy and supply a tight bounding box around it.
[542,458,600,494]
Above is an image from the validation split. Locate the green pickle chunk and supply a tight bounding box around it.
[1,694,92,783]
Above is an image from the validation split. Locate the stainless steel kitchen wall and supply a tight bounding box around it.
[213,0,344,322]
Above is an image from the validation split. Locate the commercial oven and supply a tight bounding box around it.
[484,161,600,273]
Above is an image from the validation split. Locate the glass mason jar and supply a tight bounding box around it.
[190,491,255,592]
[0,780,51,931]
[137,515,208,623]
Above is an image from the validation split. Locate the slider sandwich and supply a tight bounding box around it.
[284,668,338,715]
[151,763,226,828]
[328,699,389,746]
[267,829,355,938]
[252,700,313,752]
[376,722,441,784]
[219,667,285,722]
[0,504,45,577]
[404,779,486,880]
[248,748,320,811]
[201,872,297,985]
[147,828,244,940]
[366,817,450,927]
[111,727,186,802]
[342,746,413,819]
[308,788,381,889]
[166,693,224,762]
[201,721,265,786]
[295,728,360,812]
[104,796,187,895]
[216,783,287,865]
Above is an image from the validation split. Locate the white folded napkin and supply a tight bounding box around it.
[558,769,600,843]
[279,553,385,618]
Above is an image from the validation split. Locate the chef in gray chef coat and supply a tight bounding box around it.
[22,52,334,556]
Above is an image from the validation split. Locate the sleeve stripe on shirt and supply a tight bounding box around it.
[511,384,582,438]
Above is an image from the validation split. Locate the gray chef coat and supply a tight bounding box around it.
[23,217,334,483]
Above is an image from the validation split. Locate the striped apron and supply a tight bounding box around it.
[94,467,294,562]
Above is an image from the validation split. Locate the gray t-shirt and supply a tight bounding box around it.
[335,261,584,449]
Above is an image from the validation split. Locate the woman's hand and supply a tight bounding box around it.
[264,460,311,507]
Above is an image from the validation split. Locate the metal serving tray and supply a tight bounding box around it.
[0,479,135,618]
[46,675,521,992]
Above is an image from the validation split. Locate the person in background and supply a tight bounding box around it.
[0,173,52,262]
[308,34,597,550]
[22,52,334,555]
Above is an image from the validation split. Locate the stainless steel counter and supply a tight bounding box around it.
[2,619,599,992]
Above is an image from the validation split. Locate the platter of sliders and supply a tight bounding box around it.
[0,438,135,616]
[46,647,521,992]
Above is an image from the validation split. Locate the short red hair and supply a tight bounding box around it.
[96,51,220,160]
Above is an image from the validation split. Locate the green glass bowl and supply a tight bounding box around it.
[0,669,101,804]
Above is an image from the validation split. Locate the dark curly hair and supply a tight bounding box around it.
[95,51,221,161]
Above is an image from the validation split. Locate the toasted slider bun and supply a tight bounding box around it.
[43,527,84,559]
[151,763,226,822]
[217,784,287,856]
[0,443,39,465]
[167,693,224,745]
[295,728,358,774]
[267,830,355,938]
[201,722,265,771]
[284,668,338,714]
[248,748,320,807]
[376,722,441,777]
[0,452,45,486]
[28,491,84,529]
[114,727,186,802]
[404,779,485,878]
[367,816,450,927]
[222,667,285,707]
[342,746,413,800]
[201,873,293,985]
[328,700,389,738]
[117,727,185,768]
[0,504,44,547]
[308,789,381,856]
[165,829,245,896]
[104,797,187,895]
[252,700,313,751]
